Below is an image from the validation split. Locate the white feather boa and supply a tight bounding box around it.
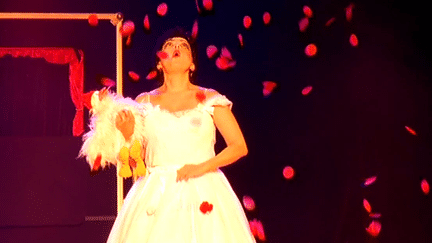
[79,91,146,169]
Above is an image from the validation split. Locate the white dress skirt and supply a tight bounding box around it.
[106,92,256,243]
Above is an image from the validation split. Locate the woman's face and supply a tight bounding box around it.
[158,37,194,73]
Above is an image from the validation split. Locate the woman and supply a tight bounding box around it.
[103,29,256,242]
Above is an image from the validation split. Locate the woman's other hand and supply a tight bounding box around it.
[115,109,135,141]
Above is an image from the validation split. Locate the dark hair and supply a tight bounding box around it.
[154,27,198,83]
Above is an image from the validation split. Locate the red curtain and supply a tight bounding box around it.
[0,47,85,136]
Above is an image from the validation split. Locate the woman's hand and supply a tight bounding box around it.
[115,109,135,141]
[176,163,210,182]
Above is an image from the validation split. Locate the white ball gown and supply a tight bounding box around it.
[105,91,256,243]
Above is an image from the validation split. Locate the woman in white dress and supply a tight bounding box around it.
[104,29,256,242]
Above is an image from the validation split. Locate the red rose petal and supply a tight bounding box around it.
[405,126,417,135]
[227,60,237,68]
[298,17,309,32]
[143,14,150,31]
[369,213,382,219]
[88,14,98,27]
[146,70,158,80]
[345,3,354,22]
[249,219,258,237]
[350,33,359,47]
[206,45,218,59]
[216,57,229,70]
[363,198,372,213]
[128,71,140,82]
[263,12,271,25]
[305,43,317,57]
[256,220,266,241]
[195,0,201,13]
[120,20,135,37]
[421,179,430,195]
[363,176,377,187]
[126,35,132,46]
[243,16,252,29]
[283,166,295,179]
[157,2,168,17]
[302,85,313,95]
[203,0,213,11]
[238,33,244,48]
[191,20,199,40]
[157,51,168,60]
[220,46,232,59]
[303,5,313,18]
[200,201,212,214]
[196,90,206,103]
[262,81,277,97]
[242,195,256,211]
[92,154,102,171]
[325,17,336,27]
[101,77,115,87]
[366,220,381,237]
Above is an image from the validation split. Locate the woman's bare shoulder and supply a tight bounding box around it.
[198,86,219,99]
[136,89,159,103]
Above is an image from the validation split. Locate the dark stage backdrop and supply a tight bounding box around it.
[1,0,432,242]
[0,57,87,226]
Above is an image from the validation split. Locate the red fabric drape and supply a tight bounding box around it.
[0,48,85,136]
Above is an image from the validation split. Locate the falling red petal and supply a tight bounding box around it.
[405,126,417,135]
[345,3,354,22]
[157,2,168,16]
[256,220,266,241]
[191,20,198,39]
[128,71,140,81]
[262,81,277,97]
[369,213,382,219]
[421,179,430,195]
[238,33,244,48]
[350,34,359,47]
[299,17,309,32]
[157,51,168,60]
[101,77,115,87]
[263,12,271,25]
[195,0,201,13]
[325,17,336,27]
[215,57,228,70]
[363,198,372,213]
[366,220,381,237]
[196,90,206,103]
[126,35,132,46]
[303,5,313,18]
[364,176,377,186]
[88,14,98,27]
[243,16,252,29]
[143,15,150,31]
[220,46,232,59]
[283,166,295,179]
[120,20,135,37]
[305,43,317,57]
[146,70,158,80]
[249,219,258,237]
[302,85,313,95]
[242,195,256,211]
[206,45,218,59]
[203,0,213,11]
[92,154,102,171]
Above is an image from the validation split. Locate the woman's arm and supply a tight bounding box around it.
[201,105,248,171]
[176,93,248,182]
